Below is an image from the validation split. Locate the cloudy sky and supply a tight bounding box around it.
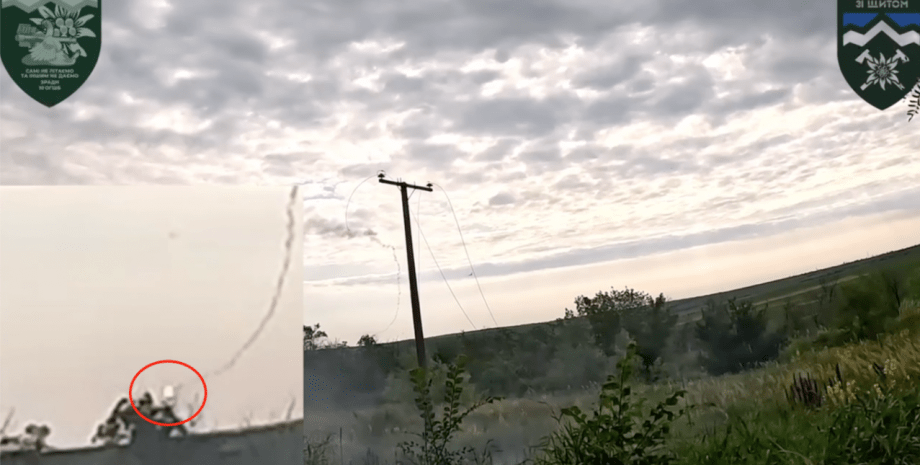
[2,2,919,345]
[0,187,302,449]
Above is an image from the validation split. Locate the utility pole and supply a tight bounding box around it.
[378,172,433,369]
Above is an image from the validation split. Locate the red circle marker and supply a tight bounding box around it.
[129,360,207,427]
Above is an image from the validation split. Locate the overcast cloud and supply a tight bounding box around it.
[2,0,919,343]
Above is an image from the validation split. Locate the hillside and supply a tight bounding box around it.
[305,243,920,405]
[321,242,920,351]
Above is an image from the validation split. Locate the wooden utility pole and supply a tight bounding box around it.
[378,172,433,369]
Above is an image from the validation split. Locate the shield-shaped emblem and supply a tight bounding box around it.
[837,0,920,110]
[1,0,100,108]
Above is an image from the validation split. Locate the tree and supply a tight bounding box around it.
[621,293,678,381]
[834,272,903,342]
[695,298,786,376]
[781,297,808,336]
[564,287,678,381]
[303,323,327,351]
[878,269,908,311]
[564,287,650,357]
[813,275,839,328]
[303,323,347,350]
[564,287,679,381]
[357,334,378,348]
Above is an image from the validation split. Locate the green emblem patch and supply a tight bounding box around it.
[1,0,101,107]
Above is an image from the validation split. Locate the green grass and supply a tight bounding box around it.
[305,299,920,464]
[304,244,920,463]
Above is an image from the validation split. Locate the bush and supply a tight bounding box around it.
[825,386,920,463]
[397,355,501,465]
[303,433,333,465]
[834,274,902,342]
[535,342,691,465]
[907,267,920,300]
[676,409,825,465]
[676,365,920,464]
[695,298,786,376]
[892,299,920,336]
[535,343,611,394]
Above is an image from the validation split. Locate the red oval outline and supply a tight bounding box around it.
[129,360,207,427]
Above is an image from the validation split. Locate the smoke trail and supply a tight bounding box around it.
[167,186,299,405]
[209,185,299,377]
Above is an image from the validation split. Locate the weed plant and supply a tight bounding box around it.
[397,355,501,465]
[533,342,692,465]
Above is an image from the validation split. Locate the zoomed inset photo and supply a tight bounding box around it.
[0,186,303,465]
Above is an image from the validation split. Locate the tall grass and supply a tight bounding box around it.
[304,300,920,464]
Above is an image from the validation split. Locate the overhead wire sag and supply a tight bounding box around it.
[345,173,403,339]
[345,174,377,233]
[415,187,478,330]
[432,183,499,327]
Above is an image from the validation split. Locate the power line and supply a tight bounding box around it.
[345,174,378,233]
[342,173,403,340]
[415,192,478,331]
[370,244,402,338]
[432,183,499,328]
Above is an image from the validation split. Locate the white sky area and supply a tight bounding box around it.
[307,207,920,345]
[0,186,303,449]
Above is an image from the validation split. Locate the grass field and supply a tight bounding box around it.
[305,243,920,464]
[307,308,920,464]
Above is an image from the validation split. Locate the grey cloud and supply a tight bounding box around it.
[382,73,428,95]
[571,54,650,90]
[553,174,592,190]
[709,88,791,119]
[403,141,467,171]
[422,186,920,282]
[517,145,565,173]
[2,0,852,188]
[305,216,379,239]
[207,30,271,65]
[646,65,716,120]
[473,139,522,162]
[567,145,631,164]
[624,154,685,177]
[451,170,488,185]
[734,134,795,159]
[583,93,643,127]
[453,97,570,136]
[488,192,516,206]
[3,0,916,300]
[262,153,326,177]
[496,170,527,183]
[340,164,390,179]
[627,74,657,94]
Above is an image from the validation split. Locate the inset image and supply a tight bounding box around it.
[0,186,303,464]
